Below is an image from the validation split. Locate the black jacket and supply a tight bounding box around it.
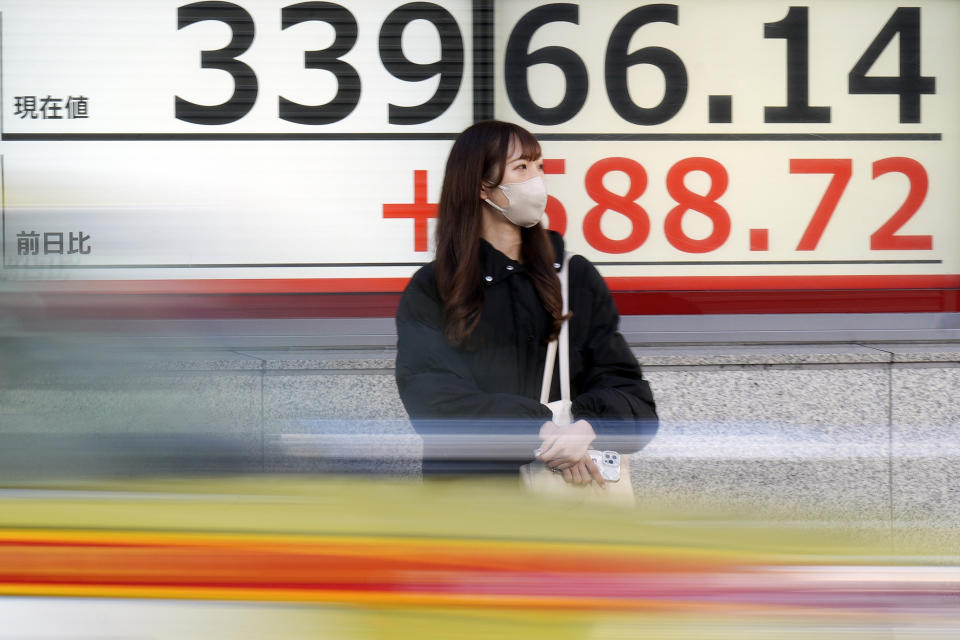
[395,231,657,473]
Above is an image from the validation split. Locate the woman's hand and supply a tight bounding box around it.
[536,421,605,485]
[537,419,596,466]
[558,454,606,486]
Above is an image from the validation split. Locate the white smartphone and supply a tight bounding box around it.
[588,449,621,482]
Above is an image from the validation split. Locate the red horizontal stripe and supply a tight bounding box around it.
[0,575,660,596]
[5,274,960,294]
[612,288,960,315]
[1,289,957,319]
[0,577,415,592]
[2,276,958,318]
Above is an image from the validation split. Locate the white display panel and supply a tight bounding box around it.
[2,0,474,134]
[0,0,956,295]
[494,0,958,287]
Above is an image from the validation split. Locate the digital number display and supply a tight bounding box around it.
[0,0,957,312]
[173,1,465,126]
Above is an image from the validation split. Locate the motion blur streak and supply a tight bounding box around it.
[0,478,957,638]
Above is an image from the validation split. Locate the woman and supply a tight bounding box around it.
[395,121,657,483]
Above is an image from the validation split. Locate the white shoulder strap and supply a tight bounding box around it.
[540,251,573,405]
[558,251,571,403]
[540,341,557,404]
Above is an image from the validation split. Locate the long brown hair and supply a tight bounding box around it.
[434,121,565,347]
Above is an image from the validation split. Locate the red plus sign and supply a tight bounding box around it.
[383,170,437,252]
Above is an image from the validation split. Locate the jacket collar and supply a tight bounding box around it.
[477,229,567,286]
[478,237,521,286]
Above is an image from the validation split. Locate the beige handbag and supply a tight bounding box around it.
[519,252,635,506]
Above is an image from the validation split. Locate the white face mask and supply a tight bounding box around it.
[483,175,547,228]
